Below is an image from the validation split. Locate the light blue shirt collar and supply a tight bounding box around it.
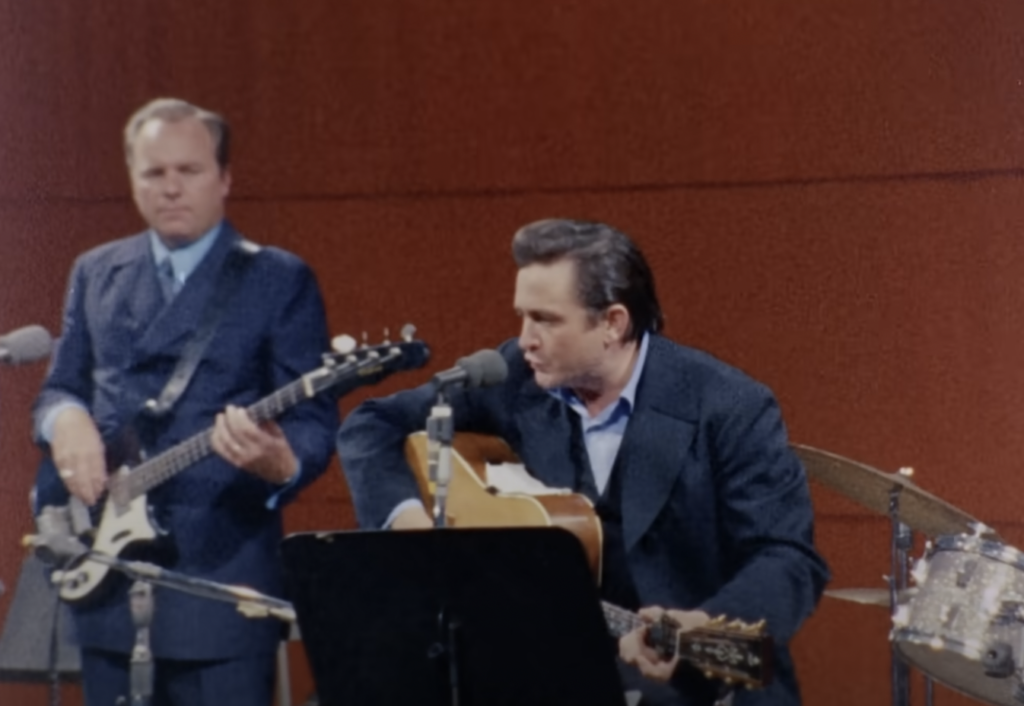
[551,331,650,426]
[148,222,223,284]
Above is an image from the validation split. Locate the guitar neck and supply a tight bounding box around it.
[124,374,316,500]
[601,601,772,688]
[601,601,676,654]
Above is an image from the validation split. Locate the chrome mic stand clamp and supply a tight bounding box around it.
[427,392,455,528]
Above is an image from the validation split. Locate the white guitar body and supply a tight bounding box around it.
[57,469,161,603]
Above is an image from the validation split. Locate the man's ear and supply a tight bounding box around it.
[604,304,632,344]
[221,166,233,197]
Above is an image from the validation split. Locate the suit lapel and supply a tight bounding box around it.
[620,336,699,552]
[98,234,164,342]
[134,224,239,360]
[514,381,578,491]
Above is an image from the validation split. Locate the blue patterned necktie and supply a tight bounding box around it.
[157,258,181,303]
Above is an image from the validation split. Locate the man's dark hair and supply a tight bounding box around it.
[124,97,231,170]
[512,218,664,341]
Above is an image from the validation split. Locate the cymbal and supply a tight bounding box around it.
[824,587,917,608]
[792,444,998,540]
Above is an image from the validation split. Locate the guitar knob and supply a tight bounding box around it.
[331,335,357,355]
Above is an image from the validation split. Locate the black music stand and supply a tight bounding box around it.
[281,527,626,706]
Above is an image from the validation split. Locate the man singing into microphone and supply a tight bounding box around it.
[32,98,338,706]
[337,219,828,705]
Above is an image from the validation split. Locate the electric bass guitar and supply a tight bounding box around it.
[404,432,774,689]
[37,329,430,603]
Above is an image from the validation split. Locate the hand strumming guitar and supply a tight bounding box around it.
[391,504,433,530]
[50,406,108,506]
[620,606,711,683]
[211,404,299,485]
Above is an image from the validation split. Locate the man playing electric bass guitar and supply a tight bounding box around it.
[337,219,830,705]
[32,98,339,706]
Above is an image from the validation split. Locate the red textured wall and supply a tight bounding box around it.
[3,2,1024,704]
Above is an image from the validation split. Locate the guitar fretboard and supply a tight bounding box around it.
[122,371,323,499]
[602,601,646,638]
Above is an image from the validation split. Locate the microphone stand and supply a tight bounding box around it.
[427,390,455,529]
[125,581,154,706]
[425,387,463,706]
[31,517,296,706]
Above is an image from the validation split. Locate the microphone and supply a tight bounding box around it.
[24,505,90,568]
[0,324,53,364]
[427,349,506,527]
[432,349,508,389]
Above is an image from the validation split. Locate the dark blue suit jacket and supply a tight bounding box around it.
[34,223,339,660]
[338,334,828,705]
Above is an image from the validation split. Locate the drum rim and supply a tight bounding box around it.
[932,535,1024,571]
[894,627,1016,702]
[893,626,986,661]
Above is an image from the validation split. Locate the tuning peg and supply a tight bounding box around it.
[361,331,368,347]
[400,323,416,342]
[332,334,357,355]
[382,327,391,344]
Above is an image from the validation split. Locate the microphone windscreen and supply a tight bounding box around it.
[455,349,508,388]
[0,325,53,364]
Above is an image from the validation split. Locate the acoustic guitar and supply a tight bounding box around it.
[404,432,773,689]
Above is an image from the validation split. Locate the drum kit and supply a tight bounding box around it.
[796,444,1020,706]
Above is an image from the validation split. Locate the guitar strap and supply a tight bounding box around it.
[140,237,261,419]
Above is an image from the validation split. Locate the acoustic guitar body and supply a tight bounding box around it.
[405,432,603,580]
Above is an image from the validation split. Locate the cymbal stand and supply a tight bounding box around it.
[889,484,911,706]
[888,477,935,706]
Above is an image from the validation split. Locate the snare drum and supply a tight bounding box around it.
[893,534,1024,705]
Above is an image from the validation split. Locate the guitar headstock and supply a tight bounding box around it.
[649,614,773,689]
[307,324,431,397]
[328,324,430,369]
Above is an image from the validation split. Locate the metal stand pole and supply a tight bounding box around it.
[276,640,292,706]
[48,589,61,706]
[125,581,154,706]
[427,395,454,528]
[889,485,911,706]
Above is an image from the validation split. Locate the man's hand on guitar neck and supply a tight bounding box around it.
[50,406,108,506]
[620,606,711,683]
[211,405,299,485]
